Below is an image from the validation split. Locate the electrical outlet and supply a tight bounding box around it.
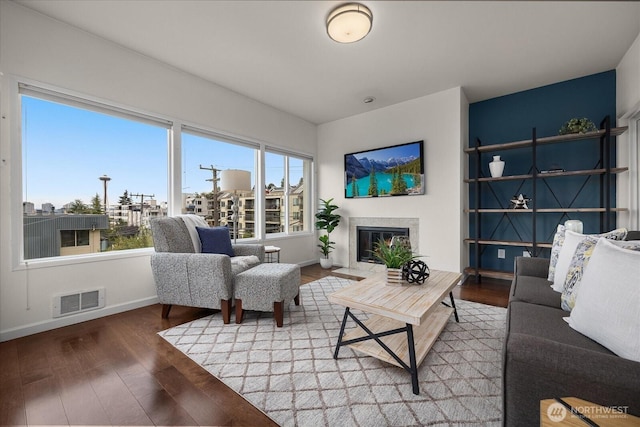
[498,248,506,259]
[523,251,531,257]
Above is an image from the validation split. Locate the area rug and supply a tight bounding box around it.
[159,275,506,426]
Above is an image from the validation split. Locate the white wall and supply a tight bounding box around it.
[617,32,640,115]
[317,87,468,273]
[616,31,640,230]
[0,2,317,341]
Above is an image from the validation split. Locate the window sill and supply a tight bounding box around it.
[265,231,314,240]
[15,233,315,271]
[16,247,154,271]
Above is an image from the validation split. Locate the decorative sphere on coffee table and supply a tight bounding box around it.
[402,260,430,284]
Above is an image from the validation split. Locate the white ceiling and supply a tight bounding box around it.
[16,1,640,125]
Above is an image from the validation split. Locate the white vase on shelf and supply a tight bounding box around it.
[489,155,505,178]
[564,220,583,234]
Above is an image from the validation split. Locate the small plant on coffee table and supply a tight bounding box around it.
[371,239,416,269]
[372,239,417,285]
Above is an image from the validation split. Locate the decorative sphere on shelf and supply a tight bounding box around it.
[402,260,430,284]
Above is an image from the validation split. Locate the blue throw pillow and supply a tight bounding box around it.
[196,226,234,257]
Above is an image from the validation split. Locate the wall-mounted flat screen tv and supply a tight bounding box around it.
[344,140,425,198]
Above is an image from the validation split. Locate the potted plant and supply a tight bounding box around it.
[371,239,416,286]
[558,117,597,135]
[315,198,341,268]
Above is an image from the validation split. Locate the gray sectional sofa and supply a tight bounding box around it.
[503,231,640,426]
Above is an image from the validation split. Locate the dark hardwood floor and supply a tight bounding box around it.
[0,264,509,426]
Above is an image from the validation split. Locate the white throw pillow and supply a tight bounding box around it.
[561,238,640,311]
[547,224,566,282]
[566,238,640,362]
[178,214,210,252]
[550,228,627,292]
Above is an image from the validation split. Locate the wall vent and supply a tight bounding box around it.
[52,288,105,318]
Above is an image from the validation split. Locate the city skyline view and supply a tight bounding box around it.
[22,96,303,211]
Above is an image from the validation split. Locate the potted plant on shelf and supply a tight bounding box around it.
[558,117,597,135]
[371,239,416,286]
[315,198,341,269]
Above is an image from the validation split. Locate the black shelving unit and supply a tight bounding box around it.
[464,116,628,281]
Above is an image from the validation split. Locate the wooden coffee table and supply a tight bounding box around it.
[328,269,462,395]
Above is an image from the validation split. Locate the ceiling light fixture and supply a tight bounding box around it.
[326,3,373,44]
[363,96,375,104]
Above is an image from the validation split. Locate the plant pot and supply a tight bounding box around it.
[489,155,505,178]
[319,257,333,269]
[386,268,404,286]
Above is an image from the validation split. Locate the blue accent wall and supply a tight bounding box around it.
[468,70,617,272]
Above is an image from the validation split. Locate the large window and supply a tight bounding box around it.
[18,84,313,262]
[265,150,311,235]
[182,128,257,240]
[265,152,285,234]
[21,87,170,260]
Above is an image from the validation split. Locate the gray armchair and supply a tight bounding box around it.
[149,215,264,323]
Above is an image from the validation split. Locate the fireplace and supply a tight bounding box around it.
[348,217,419,272]
[357,226,410,264]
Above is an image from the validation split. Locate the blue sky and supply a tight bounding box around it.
[22,96,302,209]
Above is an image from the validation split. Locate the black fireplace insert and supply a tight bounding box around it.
[357,226,409,263]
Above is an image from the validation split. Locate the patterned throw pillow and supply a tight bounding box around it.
[561,238,640,311]
[551,228,628,292]
[560,235,599,311]
[547,224,566,282]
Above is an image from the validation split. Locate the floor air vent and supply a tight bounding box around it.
[53,288,105,317]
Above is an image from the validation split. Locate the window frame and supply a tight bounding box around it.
[264,147,313,239]
[9,78,315,270]
[180,125,261,240]
[17,81,172,265]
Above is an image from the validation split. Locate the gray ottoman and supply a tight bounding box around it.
[234,263,301,327]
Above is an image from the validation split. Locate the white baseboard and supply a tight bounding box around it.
[1,261,328,342]
[0,296,159,342]
[298,258,322,267]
